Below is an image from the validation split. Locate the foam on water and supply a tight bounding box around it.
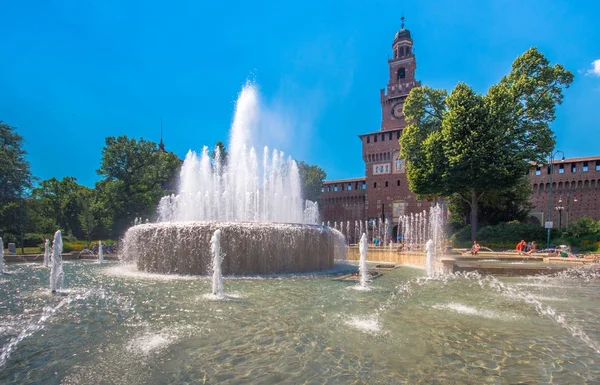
[201,293,242,301]
[432,302,523,321]
[349,284,373,292]
[125,332,176,356]
[103,264,201,281]
[345,316,381,333]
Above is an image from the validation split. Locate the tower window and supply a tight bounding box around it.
[583,161,589,172]
[366,136,370,144]
[389,132,392,140]
[374,135,377,143]
[397,180,400,186]
[385,181,389,187]
[381,133,385,141]
[374,182,377,188]
[406,47,411,55]
[396,131,401,139]
[397,68,406,80]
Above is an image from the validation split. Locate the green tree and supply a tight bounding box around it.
[211,141,228,166]
[400,48,573,241]
[0,121,34,247]
[297,161,327,203]
[97,135,181,236]
[30,177,93,238]
[78,189,97,247]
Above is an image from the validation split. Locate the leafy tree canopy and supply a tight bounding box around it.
[297,161,327,203]
[96,135,181,236]
[400,48,573,240]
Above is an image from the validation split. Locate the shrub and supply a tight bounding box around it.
[449,225,472,248]
[569,217,600,238]
[450,222,558,249]
[62,241,87,253]
[25,233,53,248]
[475,222,551,247]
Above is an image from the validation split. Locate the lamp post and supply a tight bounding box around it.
[546,150,565,248]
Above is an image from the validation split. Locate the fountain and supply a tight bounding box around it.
[122,83,345,275]
[0,237,4,274]
[98,240,103,264]
[49,230,63,293]
[210,230,225,297]
[425,239,435,277]
[358,233,369,288]
[43,239,50,267]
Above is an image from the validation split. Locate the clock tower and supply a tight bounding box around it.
[380,17,420,131]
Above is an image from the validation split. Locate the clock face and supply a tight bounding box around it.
[391,102,404,120]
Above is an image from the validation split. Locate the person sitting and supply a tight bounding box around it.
[559,245,575,258]
[526,241,537,255]
[516,240,527,255]
[471,241,481,255]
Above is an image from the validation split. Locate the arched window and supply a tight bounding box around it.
[397,68,406,80]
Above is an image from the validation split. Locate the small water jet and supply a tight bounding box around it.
[210,230,225,297]
[358,233,369,288]
[98,240,103,264]
[0,237,4,274]
[425,239,434,277]
[50,230,64,293]
[43,239,50,267]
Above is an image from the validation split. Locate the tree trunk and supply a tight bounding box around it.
[470,188,478,241]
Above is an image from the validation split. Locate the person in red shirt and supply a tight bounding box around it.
[516,240,526,254]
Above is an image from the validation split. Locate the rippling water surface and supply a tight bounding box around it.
[1,261,599,384]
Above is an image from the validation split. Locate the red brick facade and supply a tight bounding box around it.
[320,22,600,229]
[528,156,600,229]
[321,22,434,226]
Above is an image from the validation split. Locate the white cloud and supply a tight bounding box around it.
[587,59,600,77]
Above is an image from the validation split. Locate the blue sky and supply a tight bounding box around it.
[1,0,599,187]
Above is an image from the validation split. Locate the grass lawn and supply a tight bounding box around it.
[2,247,43,255]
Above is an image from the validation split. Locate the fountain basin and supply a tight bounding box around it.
[122,221,346,275]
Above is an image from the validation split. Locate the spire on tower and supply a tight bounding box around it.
[401,15,405,30]
[159,117,165,152]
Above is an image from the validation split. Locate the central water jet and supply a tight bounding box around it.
[122,83,346,275]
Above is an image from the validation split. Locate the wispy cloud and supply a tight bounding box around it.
[587,59,600,77]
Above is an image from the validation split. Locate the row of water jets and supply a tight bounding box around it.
[0,232,104,292]
[325,204,446,251]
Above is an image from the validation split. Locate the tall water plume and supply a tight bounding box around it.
[156,83,317,224]
[50,230,64,293]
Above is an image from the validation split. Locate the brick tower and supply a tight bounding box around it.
[380,16,421,131]
[359,17,424,229]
